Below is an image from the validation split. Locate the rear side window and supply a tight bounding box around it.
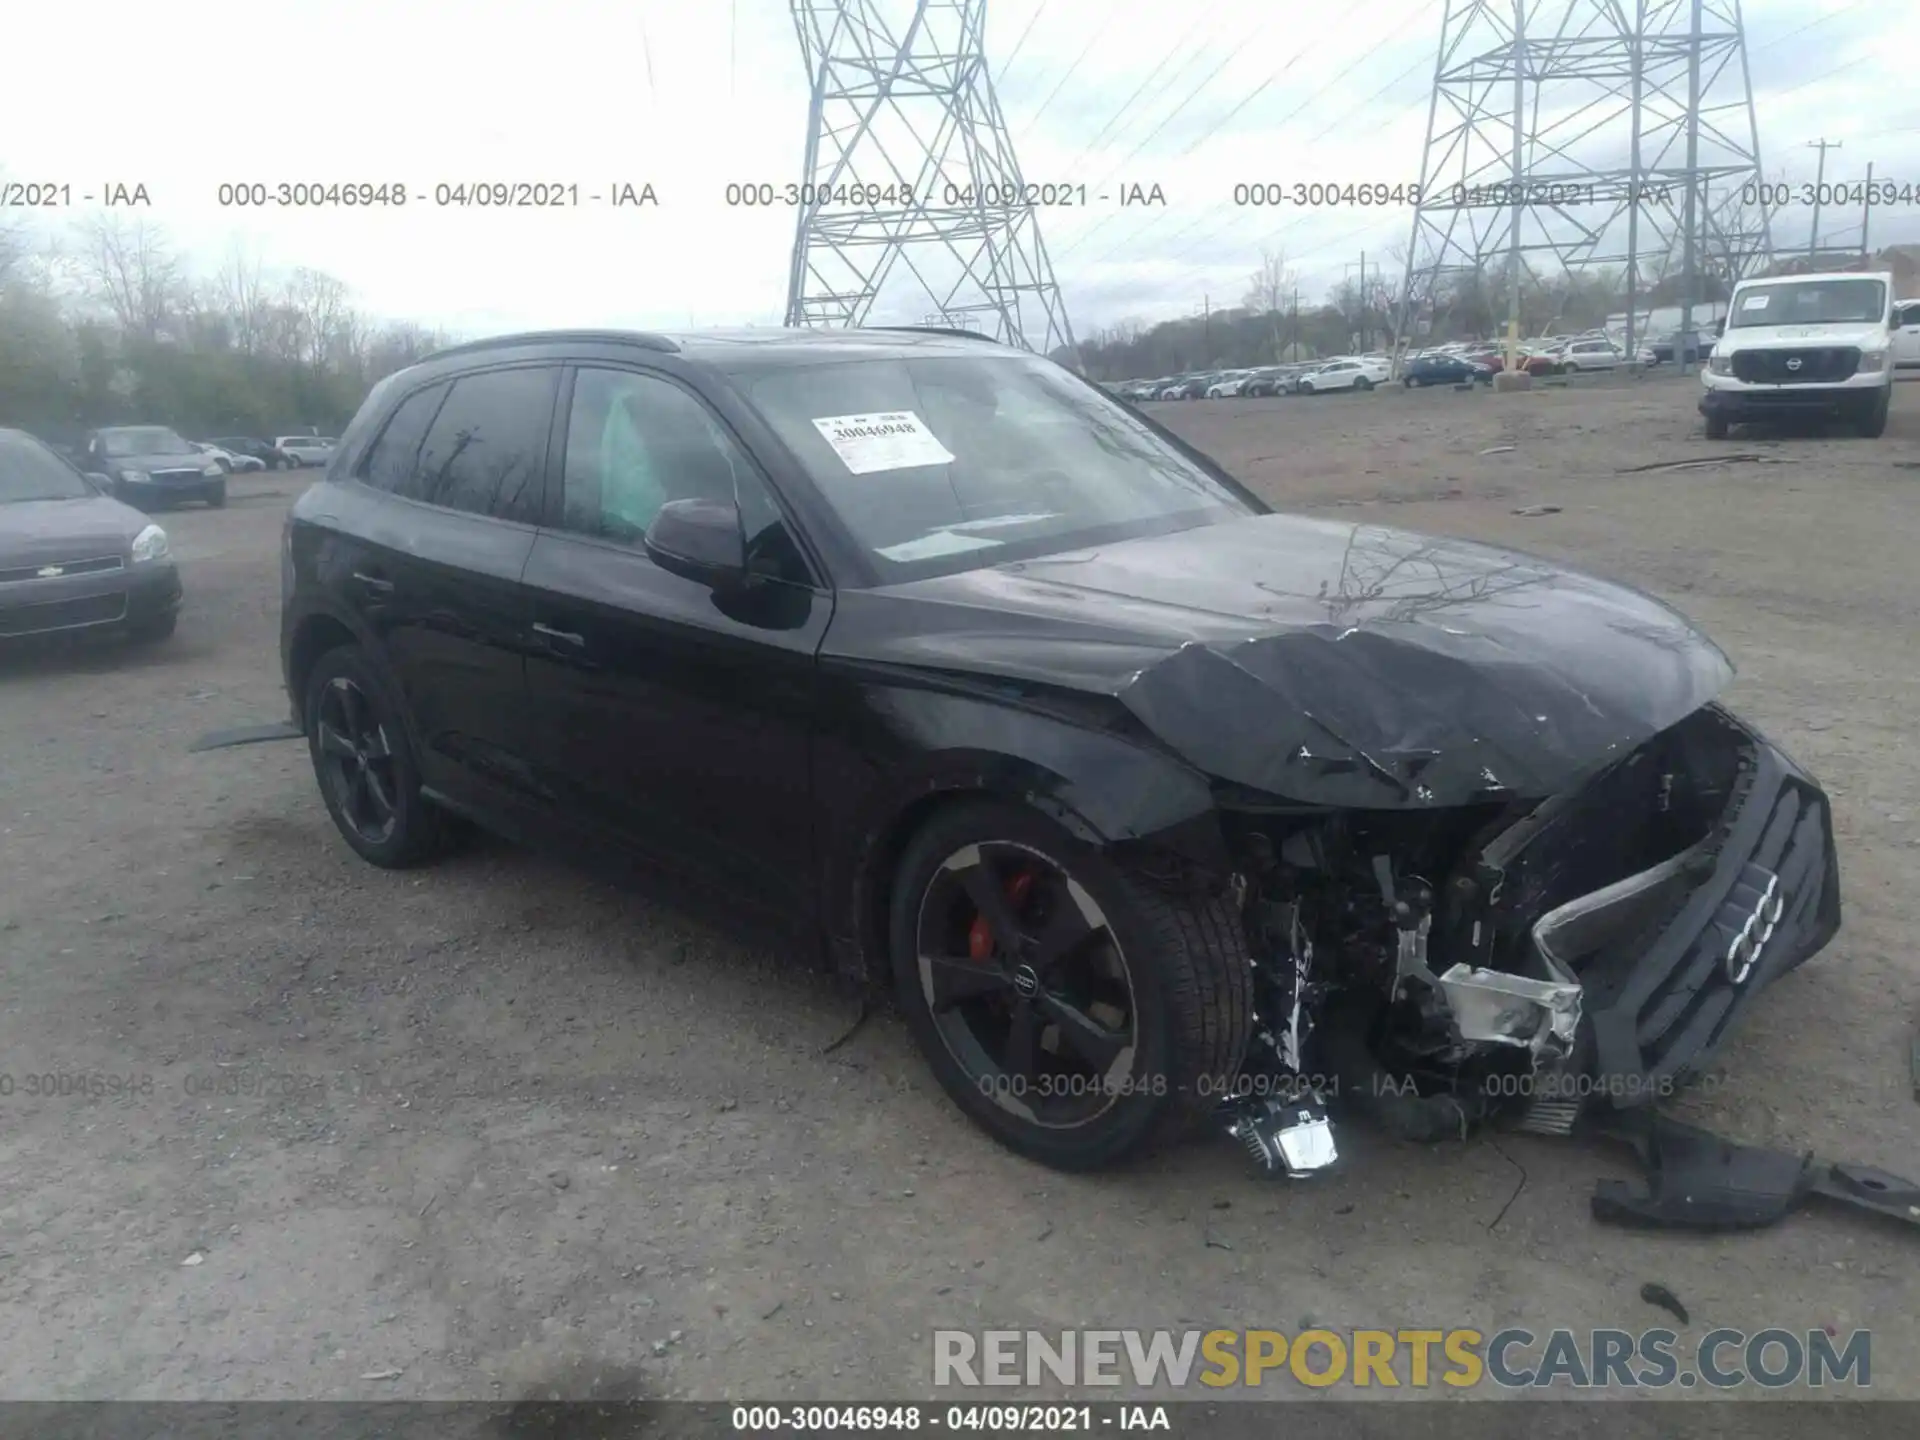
[409,367,557,522]
[360,383,448,494]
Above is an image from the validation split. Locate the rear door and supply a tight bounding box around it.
[333,365,557,810]
[520,364,832,924]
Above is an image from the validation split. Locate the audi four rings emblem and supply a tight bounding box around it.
[1723,865,1786,984]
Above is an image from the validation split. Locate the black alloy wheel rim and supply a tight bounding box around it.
[914,840,1140,1129]
[316,675,399,844]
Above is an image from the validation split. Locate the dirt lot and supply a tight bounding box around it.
[2,375,1917,1412]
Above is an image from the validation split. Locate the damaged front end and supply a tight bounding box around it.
[1214,702,1843,1175]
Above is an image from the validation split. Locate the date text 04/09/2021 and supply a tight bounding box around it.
[729,1404,1173,1432]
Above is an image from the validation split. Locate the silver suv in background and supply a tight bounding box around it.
[275,435,339,468]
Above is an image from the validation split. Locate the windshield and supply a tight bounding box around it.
[99,426,194,457]
[1729,278,1887,328]
[0,432,94,503]
[733,353,1258,580]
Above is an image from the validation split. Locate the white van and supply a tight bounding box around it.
[1700,271,1894,438]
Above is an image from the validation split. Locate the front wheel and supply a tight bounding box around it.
[889,799,1253,1171]
[1354,376,1374,391]
[1704,410,1730,440]
[304,645,454,868]
[1858,387,1891,438]
[205,480,227,508]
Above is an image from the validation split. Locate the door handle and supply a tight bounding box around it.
[532,622,585,648]
[351,571,394,594]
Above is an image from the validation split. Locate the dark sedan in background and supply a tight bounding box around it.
[1402,353,1492,387]
[82,425,228,508]
[0,428,181,643]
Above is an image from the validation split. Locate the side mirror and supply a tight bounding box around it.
[643,497,749,592]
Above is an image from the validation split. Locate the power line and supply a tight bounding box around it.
[1069,13,1221,158]
[997,0,1054,83]
[1064,3,1432,273]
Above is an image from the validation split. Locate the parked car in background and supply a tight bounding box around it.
[1296,357,1390,393]
[194,441,266,473]
[1241,366,1296,397]
[1205,369,1261,398]
[1115,380,1160,401]
[1159,374,1218,401]
[0,427,182,643]
[1701,269,1895,439]
[210,436,295,469]
[276,435,339,468]
[1557,337,1628,372]
[1893,300,1920,369]
[1402,353,1490,387]
[82,425,228,508]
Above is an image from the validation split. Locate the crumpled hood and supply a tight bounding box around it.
[0,496,150,563]
[846,513,1735,808]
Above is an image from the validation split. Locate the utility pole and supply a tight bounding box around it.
[1861,160,1874,258]
[1806,138,1841,258]
[1291,284,1299,360]
[1679,0,1701,377]
[1203,294,1211,359]
[1505,0,1526,373]
[1624,0,1644,365]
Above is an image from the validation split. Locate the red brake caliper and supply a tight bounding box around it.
[968,869,1035,961]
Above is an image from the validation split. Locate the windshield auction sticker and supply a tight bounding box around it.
[811,411,955,474]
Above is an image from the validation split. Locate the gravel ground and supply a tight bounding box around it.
[1,375,1916,1412]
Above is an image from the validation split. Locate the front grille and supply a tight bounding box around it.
[152,468,208,485]
[1732,347,1860,383]
[1587,744,1840,1094]
[0,555,124,585]
[0,590,128,637]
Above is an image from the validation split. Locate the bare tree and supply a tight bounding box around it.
[1243,249,1297,361]
[69,214,180,340]
[213,241,274,354]
[283,267,352,368]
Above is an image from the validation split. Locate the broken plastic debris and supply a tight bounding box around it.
[181,1252,204,1267]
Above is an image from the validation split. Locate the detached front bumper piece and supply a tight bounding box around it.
[1581,731,1841,1100]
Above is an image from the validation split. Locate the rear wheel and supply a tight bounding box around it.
[889,799,1253,1171]
[304,645,453,868]
[1354,376,1374,391]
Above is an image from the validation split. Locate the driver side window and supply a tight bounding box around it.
[559,368,810,583]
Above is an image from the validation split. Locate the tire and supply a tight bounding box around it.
[1354,376,1374,391]
[128,609,177,644]
[888,798,1254,1171]
[205,480,227,508]
[1857,387,1891,439]
[1403,377,1416,388]
[1299,382,1315,395]
[303,644,453,869]
[1704,411,1730,440]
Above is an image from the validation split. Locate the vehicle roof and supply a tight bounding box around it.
[419,325,1026,370]
[1737,270,1893,285]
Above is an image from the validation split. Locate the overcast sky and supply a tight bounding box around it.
[5,0,1915,342]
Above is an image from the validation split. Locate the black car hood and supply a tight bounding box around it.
[833,513,1734,808]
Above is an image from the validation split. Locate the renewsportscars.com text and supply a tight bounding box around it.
[933,1327,1870,1390]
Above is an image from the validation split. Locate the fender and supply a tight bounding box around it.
[813,679,1230,982]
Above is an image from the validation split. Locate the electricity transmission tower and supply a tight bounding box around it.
[785,0,1078,359]
[1394,0,1773,352]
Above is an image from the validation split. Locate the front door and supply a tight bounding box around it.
[520,364,832,924]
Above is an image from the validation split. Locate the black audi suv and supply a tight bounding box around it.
[278,326,1841,1174]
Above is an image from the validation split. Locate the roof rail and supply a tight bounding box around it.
[866,325,1001,344]
[423,329,682,362]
